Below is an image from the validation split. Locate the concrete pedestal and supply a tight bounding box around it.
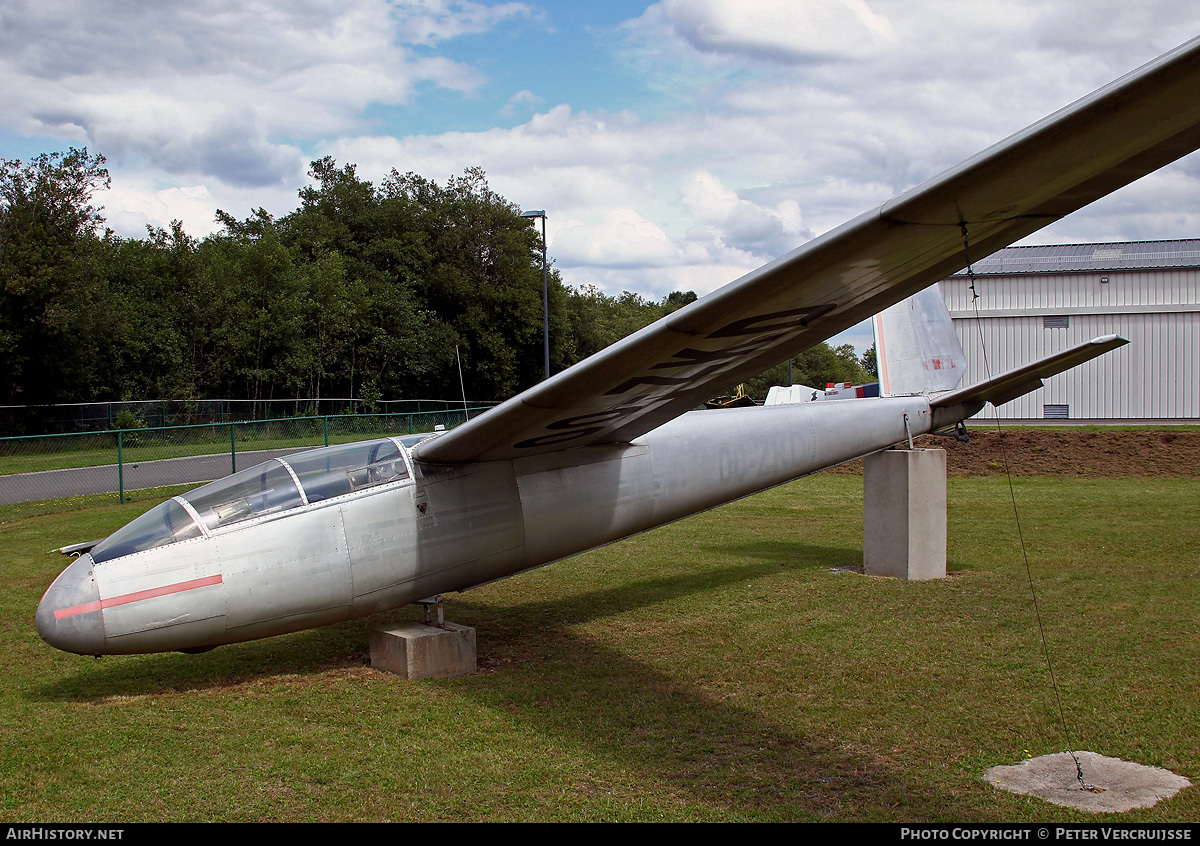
[369,621,477,679]
[863,448,946,580]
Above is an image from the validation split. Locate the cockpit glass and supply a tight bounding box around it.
[285,439,409,503]
[91,498,203,564]
[88,440,412,563]
[184,460,303,532]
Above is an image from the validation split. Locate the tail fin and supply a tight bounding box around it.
[873,283,966,396]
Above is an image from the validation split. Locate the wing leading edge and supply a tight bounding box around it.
[417,36,1200,466]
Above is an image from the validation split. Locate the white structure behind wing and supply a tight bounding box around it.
[874,284,967,397]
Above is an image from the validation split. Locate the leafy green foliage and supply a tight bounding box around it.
[0,149,111,405]
[2,148,861,418]
[740,343,873,400]
[861,343,877,377]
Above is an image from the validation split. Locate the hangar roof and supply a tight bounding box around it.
[954,238,1200,275]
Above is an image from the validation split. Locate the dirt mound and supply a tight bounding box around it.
[827,426,1200,478]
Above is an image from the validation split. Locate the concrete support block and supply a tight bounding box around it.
[863,448,947,580]
[369,621,477,679]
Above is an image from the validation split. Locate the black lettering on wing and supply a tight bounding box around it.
[706,303,837,338]
[648,337,773,369]
[513,404,646,450]
[511,302,836,451]
[604,362,729,397]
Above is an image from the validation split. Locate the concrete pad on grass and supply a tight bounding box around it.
[985,751,1191,812]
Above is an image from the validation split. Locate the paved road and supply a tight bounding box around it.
[0,448,303,505]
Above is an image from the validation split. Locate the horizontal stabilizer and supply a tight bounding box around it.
[51,539,102,556]
[931,335,1129,409]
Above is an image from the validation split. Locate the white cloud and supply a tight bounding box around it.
[6,0,1200,308]
[390,0,538,46]
[500,89,544,118]
[555,209,690,268]
[650,0,898,64]
[0,0,520,188]
[680,171,809,257]
[103,182,217,238]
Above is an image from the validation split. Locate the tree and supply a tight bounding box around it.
[104,222,206,401]
[741,343,873,401]
[0,148,111,404]
[661,290,697,312]
[378,166,560,398]
[561,287,698,364]
[861,343,877,378]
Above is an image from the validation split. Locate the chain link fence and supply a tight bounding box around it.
[0,398,498,436]
[0,408,488,518]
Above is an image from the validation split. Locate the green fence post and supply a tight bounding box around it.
[117,430,125,504]
[230,422,237,473]
[409,413,413,434]
[324,416,329,447]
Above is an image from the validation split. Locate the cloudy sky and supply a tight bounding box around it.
[4,1,1200,350]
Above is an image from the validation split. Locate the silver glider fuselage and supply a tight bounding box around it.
[37,396,939,655]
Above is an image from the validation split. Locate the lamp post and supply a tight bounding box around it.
[520,209,549,381]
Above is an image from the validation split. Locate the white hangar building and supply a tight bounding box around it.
[937,239,1200,422]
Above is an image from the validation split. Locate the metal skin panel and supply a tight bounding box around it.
[406,460,525,597]
[516,444,656,568]
[96,544,225,639]
[34,555,104,655]
[218,504,352,632]
[341,483,421,615]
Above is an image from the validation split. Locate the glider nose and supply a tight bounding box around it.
[36,554,106,655]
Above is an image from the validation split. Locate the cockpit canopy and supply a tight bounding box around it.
[90,437,420,564]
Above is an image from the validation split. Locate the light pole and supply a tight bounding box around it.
[520,209,549,381]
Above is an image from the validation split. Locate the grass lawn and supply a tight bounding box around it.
[2,473,1197,822]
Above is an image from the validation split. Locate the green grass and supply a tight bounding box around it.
[2,474,1197,822]
[0,485,196,524]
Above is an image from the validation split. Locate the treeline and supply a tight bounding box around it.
[1,148,869,413]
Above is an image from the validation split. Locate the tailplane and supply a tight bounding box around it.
[930,334,1127,419]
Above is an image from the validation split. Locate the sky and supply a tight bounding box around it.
[4,0,1200,354]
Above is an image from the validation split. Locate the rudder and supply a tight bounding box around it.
[873,283,966,397]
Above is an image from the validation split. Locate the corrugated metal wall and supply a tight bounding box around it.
[940,270,1200,420]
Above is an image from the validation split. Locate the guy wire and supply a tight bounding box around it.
[959,221,1089,791]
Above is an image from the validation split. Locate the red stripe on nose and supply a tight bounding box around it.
[54,574,223,620]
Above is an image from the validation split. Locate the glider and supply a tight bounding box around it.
[38,36,1200,655]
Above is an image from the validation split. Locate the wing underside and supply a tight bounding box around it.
[417,36,1200,466]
